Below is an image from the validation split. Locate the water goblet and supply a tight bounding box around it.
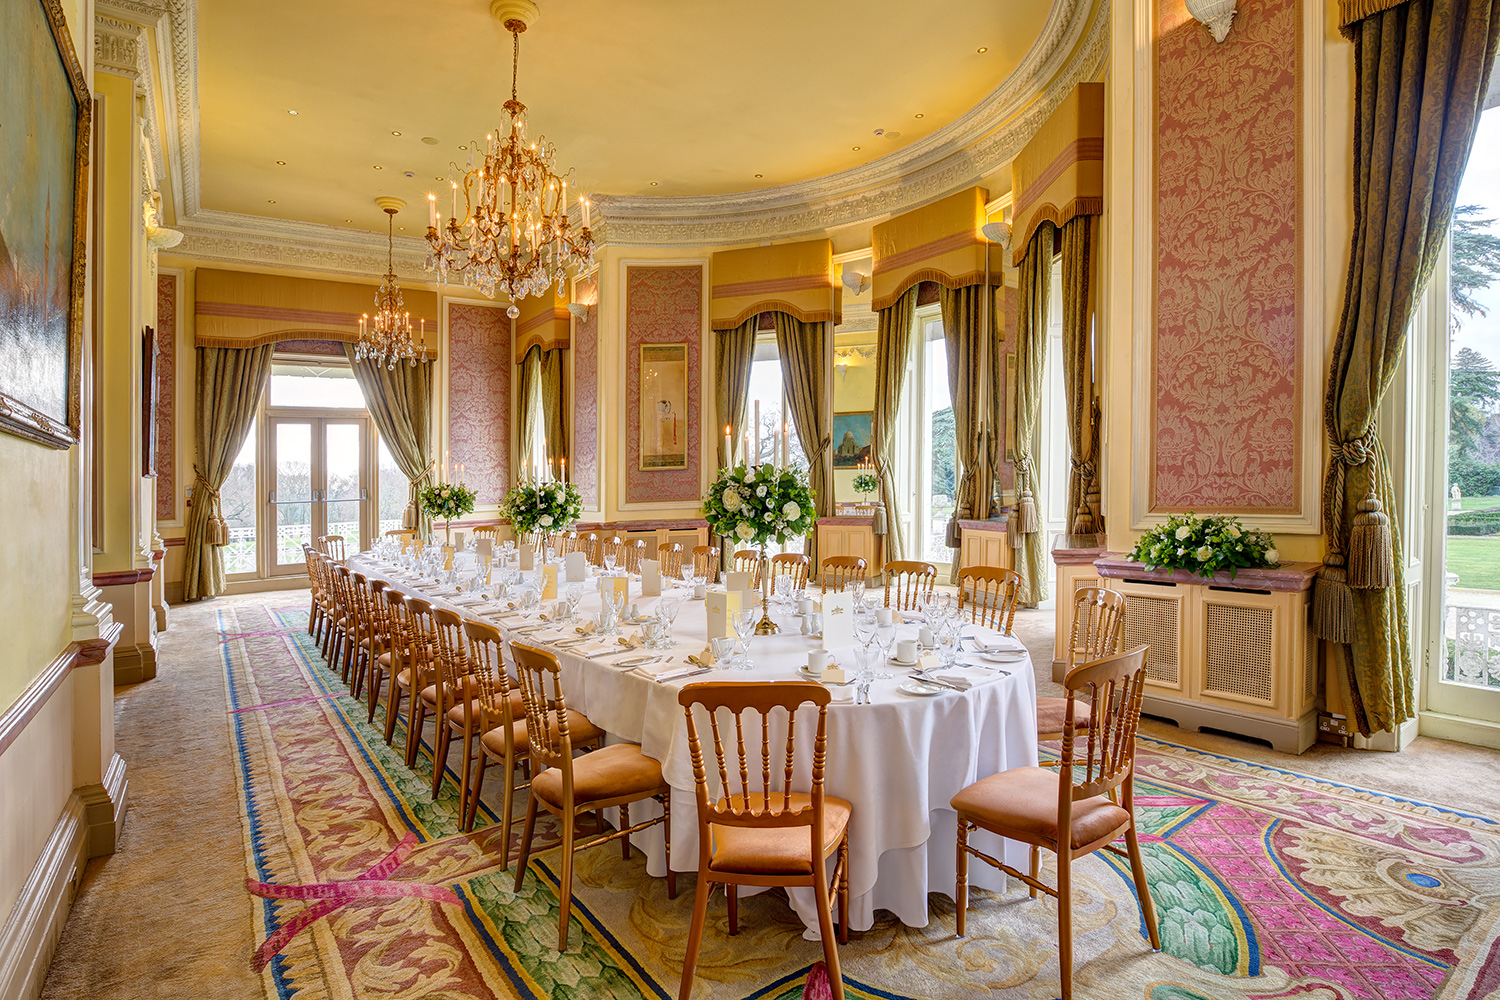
[564,584,585,621]
[853,617,876,652]
[710,636,740,671]
[603,551,618,573]
[641,618,666,649]
[874,624,897,679]
[731,609,758,670]
[936,620,959,669]
[657,596,681,644]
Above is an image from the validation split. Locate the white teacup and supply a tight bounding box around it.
[918,627,935,648]
[896,639,920,663]
[875,607,895,626]
[807,649,832,675]
[693,584,708,599]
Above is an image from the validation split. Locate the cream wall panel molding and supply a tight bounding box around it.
[0,795,87,1000]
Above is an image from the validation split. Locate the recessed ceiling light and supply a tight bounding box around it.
[391,130,402,136]
[287,109,299,116]
[754,173,763,178]
[852,146,861,151]
[976,46,988,53]
[267,199,276,204]
[884,130,902,140]
[649,181,658,186]
[434,175,444,181]
[275,159,286,165]
[914,113,925,119]
[373,165,383,170]
[421,136,440,145]
[458,144,468,151]
[345,219,352,222]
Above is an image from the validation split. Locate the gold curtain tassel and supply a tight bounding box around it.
[1348,490,1394,590]
[1310,553,1355,644]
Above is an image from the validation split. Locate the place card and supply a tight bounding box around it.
[705,588,744,640]
[640,558,662,597]
[540,563,558,600]
[821,593,854,649]
[442,545,455,571]
[476,537,493,561]
[918,652,940,674]
[725,570,753,593]
[564,551,589,582]
[519,544,535,571]
[600,575,630,606]
[824,666,847,684]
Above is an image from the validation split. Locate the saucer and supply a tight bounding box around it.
[897,679,945,697]
[889,656,920,667]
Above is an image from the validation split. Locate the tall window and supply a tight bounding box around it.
[377,440,406,535]
[901,306,957,566]
[220,420,258,576]
[744,335,807,551]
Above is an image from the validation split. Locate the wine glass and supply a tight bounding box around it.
[936,619,959,669]
[564,583,585,621]
[847,579,866,608]
[874,623,897,679]
[710,636,740,671]
[603,550,618,574]
[853,616,876,652]
[657,596,681,644]
[731,609,758,670]
[600,587,624,635]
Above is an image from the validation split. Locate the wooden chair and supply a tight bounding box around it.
[460,622,603,839]
[676,681,850,1000]
[770,552,810,593]
[472,525,502,542]
[367,589,410,725]
[318,534,347,561]
[883,560,937,611]
[510,642,675,951]
[658,542,685,579]
[820,556,867,594]
[578,532,603,567]
[387,597,439,766]
[330,565,359,680]
[957,566,1022,634]
[690,544,720,582]
[303,546,329,643]
[622,538,648,574]
[1038,588,1126,742]
[732,549,761,587]
[951,646,1159,1000]
[425,607,481,798]
[346,574,388,699]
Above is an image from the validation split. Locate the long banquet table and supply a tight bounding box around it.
[349,550,1039,936]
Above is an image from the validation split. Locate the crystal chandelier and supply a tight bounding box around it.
[357,200,429,369]
[424,8,593,316]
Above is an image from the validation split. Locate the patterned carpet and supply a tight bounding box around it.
[221,597,1500,1000]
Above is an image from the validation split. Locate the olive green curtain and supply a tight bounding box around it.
[184,344,273,601]
[1313,0,1500,736]
[517,345,542,477]
[715,319,758,468]
[873,287,919,561]
[1060,216,1101,535]
[774,312,832,564]
[345,346,433,536]
[938,283,996,582]
[1013,221,1055,606]
[540,348,567,481]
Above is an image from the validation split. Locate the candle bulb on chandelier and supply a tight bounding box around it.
[428,193,436,228]
[724,424,732,465]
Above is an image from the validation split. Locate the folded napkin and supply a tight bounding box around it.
[971,634,1026,653]
[631,661,698,682]
[931,668,1007,691]
[451,596,489,606]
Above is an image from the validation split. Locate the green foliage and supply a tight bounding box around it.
[1447,510,1500,536]
[701,463,817,548]
[931,406,955,498]
[418,481,477,521]
[1450,458,1500,497]
[1126,512,1279,579]
[501,480,583,535]
[851,472,879,495]
[1451,347,1500,461]
[1452,204,1500,324]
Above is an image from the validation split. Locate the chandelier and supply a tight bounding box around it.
[357,199,429,369]
[424,6,593,316]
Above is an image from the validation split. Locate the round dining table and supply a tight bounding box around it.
[348,550,1039,937]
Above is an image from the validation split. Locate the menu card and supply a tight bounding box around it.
[725,570,753,593]
[564,551,588,582]
[442,545,455,571]
[600,575,630,607]
[705,588,744,639]
[640,558,662,596]
[519,543,535,570]
[541,563,558,600]
[821,593,854,649]
[476,537,493,560]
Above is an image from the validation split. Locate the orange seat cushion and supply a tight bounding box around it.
[481,710,602,758]
[447,691,525,729]
[530,743,664,809]
[420,674,483,708]
[708,792,851,876]
[1035,697,1093,737]
[950,766,1129,851]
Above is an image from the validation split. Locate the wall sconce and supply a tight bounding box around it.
[835,362,850,381]
[980,221,1010,251]
[566,302,591,321]
[1184,0,1236,42]
[841,270,870,296]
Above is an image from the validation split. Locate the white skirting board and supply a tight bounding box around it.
[0,796,88,1000]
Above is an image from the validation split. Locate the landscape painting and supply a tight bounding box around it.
[832,411,872,468]
[0,0,89,447]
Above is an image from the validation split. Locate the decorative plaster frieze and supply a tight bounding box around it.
[174,210,434,282]
[96,9,169,193]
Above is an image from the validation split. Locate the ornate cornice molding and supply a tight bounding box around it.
[173,210,434,282]
[593,0,1109,248]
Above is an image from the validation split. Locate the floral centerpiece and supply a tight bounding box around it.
[702,463,817,633]
[852,472,879,497]
[501,479,583,551]
[1127,512,1279,579]
[418,481,477,545]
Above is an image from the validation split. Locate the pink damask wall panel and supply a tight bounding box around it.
[448,303,511,504]
[1152,0,1301,513]
[573,275,600,507]
[625,266,702,505]
[155,274,177,521]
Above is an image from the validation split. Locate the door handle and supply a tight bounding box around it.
[361,488,368,501]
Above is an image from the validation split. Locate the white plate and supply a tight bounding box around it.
[979,650,1027,663]
[898,678,946,697]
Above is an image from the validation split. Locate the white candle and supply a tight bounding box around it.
[583,195,591,229]
[724,424,732,465]
[428,193,437,228]
[782,420,789,467]
[451,181,458,222]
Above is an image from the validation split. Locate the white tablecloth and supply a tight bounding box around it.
[349,552,1039,935]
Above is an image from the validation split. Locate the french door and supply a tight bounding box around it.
[266,416,370,575]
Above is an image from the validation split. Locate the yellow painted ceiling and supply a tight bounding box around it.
[198,0,1051,235]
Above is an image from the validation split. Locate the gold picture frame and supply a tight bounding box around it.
[639,342,688,470]
[0,0,90,448]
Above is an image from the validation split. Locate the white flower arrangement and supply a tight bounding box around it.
[1128,512,1280,579]
[418,481,477,522]
[703,462,817,549]
[501,479,583,536]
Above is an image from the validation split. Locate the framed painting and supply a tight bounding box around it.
[0,0,91,448]
[141,326,158,474]
[639,343,688,470]
[831,411,872,468]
